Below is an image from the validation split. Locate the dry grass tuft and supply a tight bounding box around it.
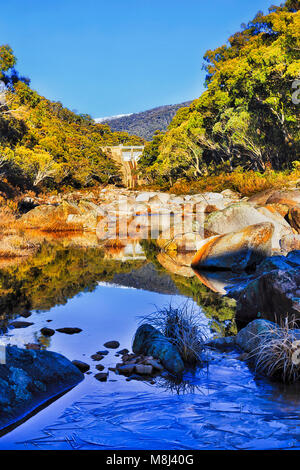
[142,301,207,365]
[251,319,300,384]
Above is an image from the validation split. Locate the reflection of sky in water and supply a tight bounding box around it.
[0,284,300,450]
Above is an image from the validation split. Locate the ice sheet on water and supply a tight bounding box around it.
[14,350,300,450]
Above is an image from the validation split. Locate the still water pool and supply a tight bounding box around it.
[0,239,299,450]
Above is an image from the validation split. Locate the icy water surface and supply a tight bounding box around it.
[0,238,299,450]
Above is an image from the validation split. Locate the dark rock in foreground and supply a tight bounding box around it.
[0,346,84,431]
[133,324,184,376]
[235,268,300,327]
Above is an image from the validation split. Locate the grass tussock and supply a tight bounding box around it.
[252,319,300,384]
[143,301,207,365]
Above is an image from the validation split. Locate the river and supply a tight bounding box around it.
[0,236,299,450]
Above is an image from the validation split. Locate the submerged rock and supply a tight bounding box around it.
[132,324,184,376]
[191,223,273,272]
[0,346,83,431]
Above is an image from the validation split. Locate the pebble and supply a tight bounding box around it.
[117,364,135,376]
[96,364,105,371]
[91,354,104,361]
[41,327,55,337]
[118,348,129,355]
[145,358,164,371]
[56,327,82,335]
[95,373,108,382]
[103,341,120,349]
[135,364,153,375]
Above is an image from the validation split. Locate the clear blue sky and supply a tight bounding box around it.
[0,0,276,118]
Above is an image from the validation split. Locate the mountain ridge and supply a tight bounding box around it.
[98,101,192,140]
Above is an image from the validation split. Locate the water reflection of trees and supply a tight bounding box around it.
[140,240,237,336]
[0,241,146,330]
[0,237,236,337]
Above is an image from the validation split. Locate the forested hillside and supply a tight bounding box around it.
[139,0,300,190]
[0,46,144,192]
[100,102,192,140]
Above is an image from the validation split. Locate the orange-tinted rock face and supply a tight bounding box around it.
[205,202,292,249]
[287,205,300,234]
[280,234,300,252]
[191,223,274,272]
[265,190,300,207]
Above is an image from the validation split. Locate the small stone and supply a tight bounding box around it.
[145,359,164,371]
[135,364,153,375]
[108,367,116,372]
[10,321,33,329]
[56,327,82,335]
[95,373,108,382]
[91,354,104,361]
[126,374,146,382]
[96,350,109,355]
[117,348,129,355]
[103,341,120,349]
[20,311,31,318]
[72,360,90,373]
[96,364,105,371]
[117,364,135,376]
[40,327,55,337]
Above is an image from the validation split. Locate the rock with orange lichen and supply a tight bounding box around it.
[191,223,273,272]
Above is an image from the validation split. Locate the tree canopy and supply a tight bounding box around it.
[139,1,300,185]
[0,48,144,190]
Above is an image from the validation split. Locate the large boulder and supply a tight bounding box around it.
[0,346,83,431]
[265,189,300,207]
[235,268,300,327]
[205,202,293,249]
[247,189,277,206]
[132,324,184,375]
[191,223,273,272]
